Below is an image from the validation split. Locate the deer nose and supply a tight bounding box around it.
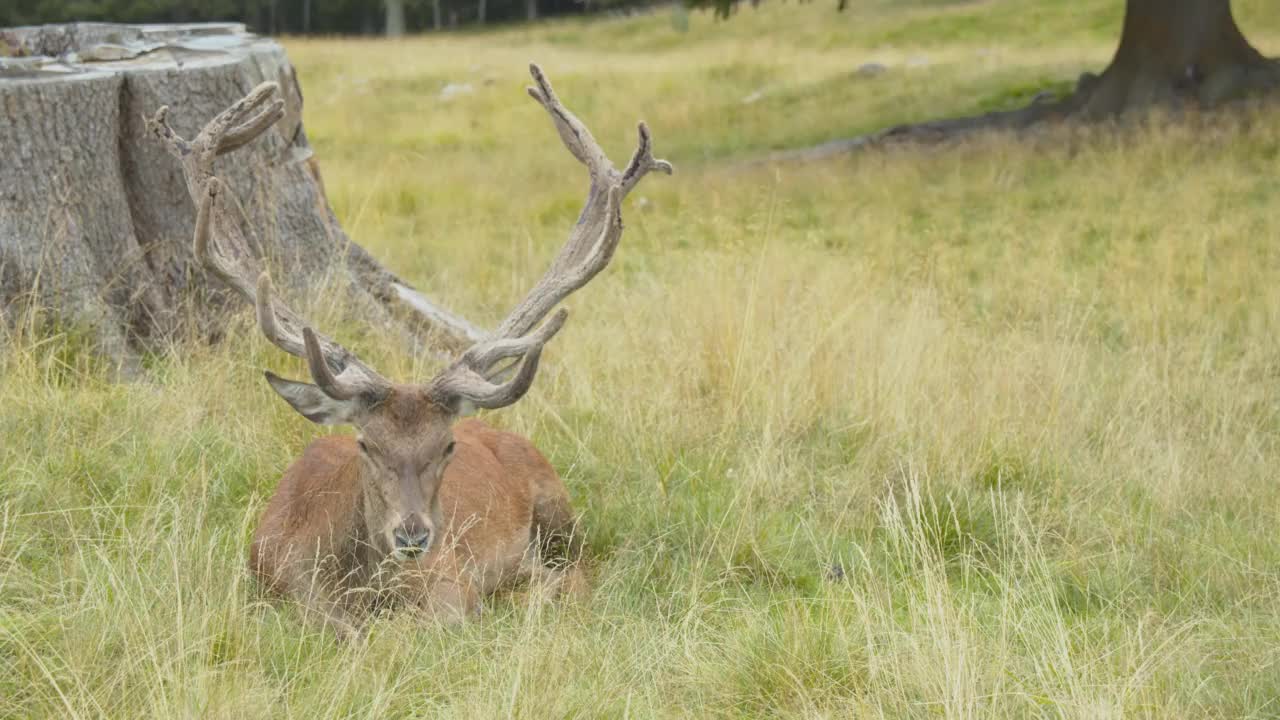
[393,520,431,555]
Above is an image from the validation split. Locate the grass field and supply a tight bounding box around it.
[5,0,1280,716]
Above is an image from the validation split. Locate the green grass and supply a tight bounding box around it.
[6,0,1280,717]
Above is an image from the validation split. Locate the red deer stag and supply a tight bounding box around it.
[148,65,671,639]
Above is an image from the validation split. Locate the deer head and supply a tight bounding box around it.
[149,65,670,560]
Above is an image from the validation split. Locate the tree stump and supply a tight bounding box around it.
[0,23,480,372]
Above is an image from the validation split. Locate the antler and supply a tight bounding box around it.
[147,83,390,401]
[150,67,670,416]
[428,64,672,410]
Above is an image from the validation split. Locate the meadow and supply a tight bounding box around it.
[4,0,1280,716]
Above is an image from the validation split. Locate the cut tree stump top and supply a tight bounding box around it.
[0,23,305,153]
[4,23,264,76]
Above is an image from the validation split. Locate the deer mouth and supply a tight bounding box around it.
[392,546,426,561]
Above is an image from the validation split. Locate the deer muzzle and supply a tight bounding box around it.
[391,515,433,558]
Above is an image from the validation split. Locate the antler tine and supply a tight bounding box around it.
[193,178,256,300]
[621,122,674,194]
[146,105,192,158]
[303,327,361,401]
[431,343,548,411]
[427,65,670,412]
[252,271,308,357]
[197,82,281,159]
[153,85,390,401]
[463,309,567,378]
[526,64,612,180]
[148,82,285,174]
[218,97,287,156]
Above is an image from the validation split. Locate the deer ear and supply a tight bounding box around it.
[454,398,477,418]
[265,371,364,425]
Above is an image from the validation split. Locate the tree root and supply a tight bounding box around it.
[768,57,1280,164]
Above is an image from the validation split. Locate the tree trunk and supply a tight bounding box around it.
[526,0,538,22]
[0,23,480,372]
[385,0,406,37]
[433,0,442,32]
[477,0,487,26]
[1075,0,1279,118]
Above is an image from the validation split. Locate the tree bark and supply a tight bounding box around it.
[477,0,487,27]
[526,0,538,22]
[1073,0,1279,118]
[0,23,480,371]
[385,0,407,37]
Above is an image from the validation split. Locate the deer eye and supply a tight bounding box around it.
[444,441,456,457]
[357,439,369,454]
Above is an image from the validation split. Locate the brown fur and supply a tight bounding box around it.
[250,408,583,638]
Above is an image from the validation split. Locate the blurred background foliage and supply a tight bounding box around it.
[0,0,663,34]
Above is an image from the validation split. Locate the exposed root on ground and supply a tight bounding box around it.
[770,57,1280,163]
